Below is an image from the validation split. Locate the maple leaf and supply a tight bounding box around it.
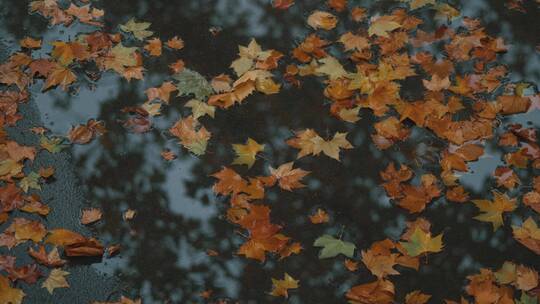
[307,10,338,30]
[232,138,265,168]
[42,269,69,294]
[19,172,41,193]
[339,32,370,51]
[400,227,443,257]
[169,115,211,156]
[309,208,329,224]
[169,59,185,74]
[145,81,177,103]
[472,191,516,230]
[313,234,356,259]
[119,18,153,40]
[368,16,402,37]
[13,218,47,243]
[43,66,77,91]
[166,36,184,50]
[512,217,540,255]
[423,74,450,91]
[81,208,102,225]
[185,99,215,120]
[287,129,353,161]
[40,136,66,153]
[269,273,299,298]
[0,275,25,304]
[269,162,309,191]
[361,249,399,278]
[211,167,248,196]
[173,68,213,100]
[65,3,104,26]
[51,41,90,65]
[316,56,351,80]
[144,37,162,56]
[28,245,66,267]
[210,74,232,93]
[230,39,274,76]
[98,43,139,74]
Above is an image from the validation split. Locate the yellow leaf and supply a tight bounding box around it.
[232,138,265,168]
[315,56,350,80]
[0,275,25,304]
[269,273,299,298]
[185,99,215,120]
[119,18,153,40]
[286,129,353,161]
[472,191,516,230]
[42,269,70,294]
[368,16,402,38]
[400,227,443,257]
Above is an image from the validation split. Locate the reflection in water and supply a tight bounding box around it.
[1,0,540,303]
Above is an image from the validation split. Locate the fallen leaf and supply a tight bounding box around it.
[400,227,443,257]
[0,275,25,304]
[232,138,265,168]
[287,129,353,161]
[472,191,516,230]
[81,208,102,225]
[313,234,355,259]
[119,18,153,40]
[269,162,310,191]
[307,11,338,30]
[166,36,184,50]
[369,16,402,37]
[42,269,69,294]
[309,208,329,224]
[269,273,299,298]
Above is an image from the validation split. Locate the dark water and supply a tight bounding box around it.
[1,0,540,303]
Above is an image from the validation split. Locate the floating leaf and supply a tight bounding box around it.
[269,273,299,298]
[400,227,443,257]
[232,138,265,168]
[119,18,153,40]
[472,191,516,230]
[173,68,213,100]
[313,234,356,259]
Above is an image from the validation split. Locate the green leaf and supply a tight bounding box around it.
[40,136,66,153]
[313,234,355,259]
[173,69,213,100]
[19,172,41,193]
[399,228,443,257]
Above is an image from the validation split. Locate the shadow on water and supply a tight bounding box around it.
[1,0,540,303]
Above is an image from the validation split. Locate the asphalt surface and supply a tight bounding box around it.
[1,47,118,303]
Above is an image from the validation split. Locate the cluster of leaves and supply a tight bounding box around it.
[1,0,540,303]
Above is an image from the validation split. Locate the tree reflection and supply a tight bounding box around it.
[2,0,540,303]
